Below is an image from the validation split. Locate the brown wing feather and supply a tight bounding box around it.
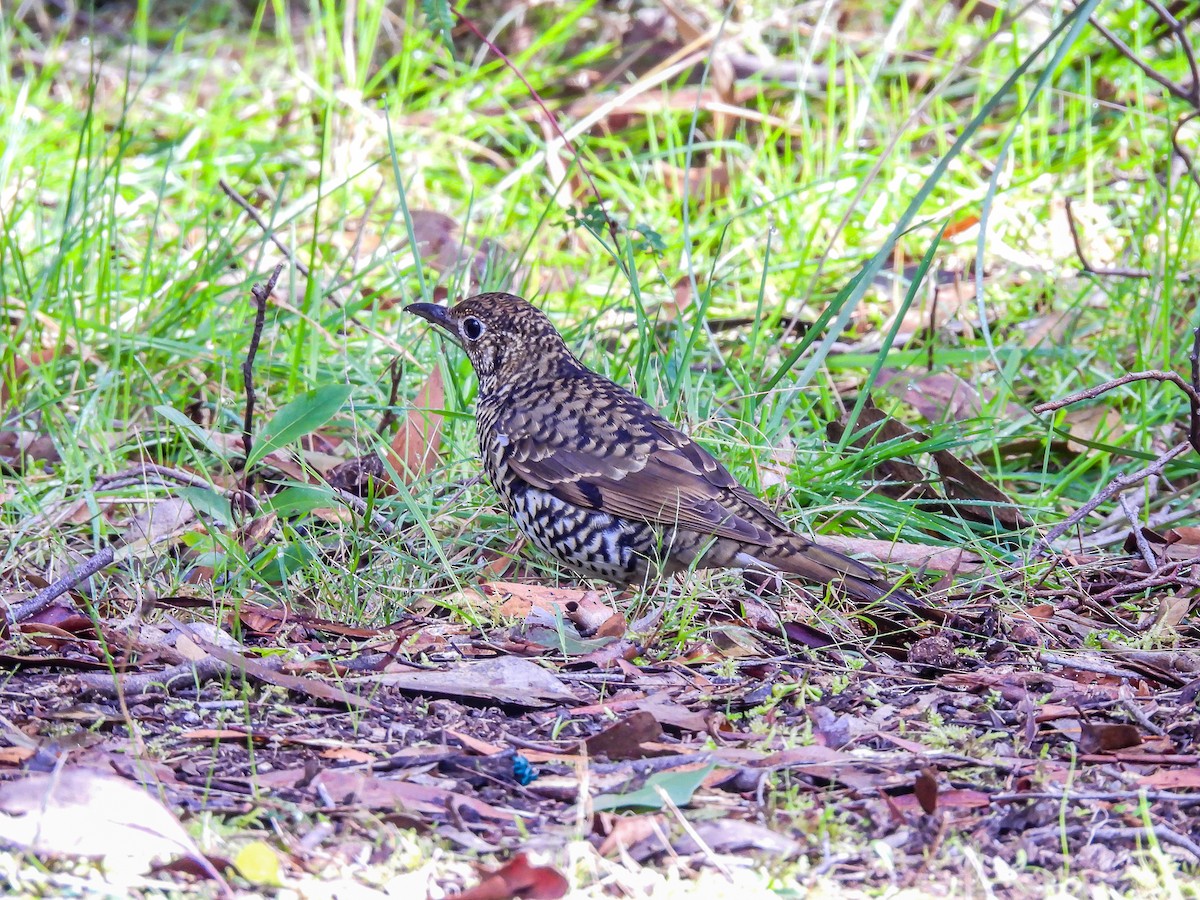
[497,374,788,545]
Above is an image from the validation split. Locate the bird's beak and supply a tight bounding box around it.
[405,302,461,346]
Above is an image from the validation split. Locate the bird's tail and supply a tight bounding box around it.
[747,538,917,608]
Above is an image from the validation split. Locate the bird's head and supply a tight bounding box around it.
[405,292,576,392]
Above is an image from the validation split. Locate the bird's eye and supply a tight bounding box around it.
[461,316,485,342]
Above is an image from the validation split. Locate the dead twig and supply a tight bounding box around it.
[6,546,115,625]
[1038,652,1148,681]
[1034,824,1200,863]
[993,789,1200,805]
[1030,327,1200,561]
[1028,441,1193,559]
[377,357,404,436]
[329,484,398,536]
[1033,369,1200,418]
[1172,110,1200,189]
[453,11,624,259]
[1143,0,1200,108]
[1085,3,1200,109]
[72,656,233,699]
[241,263,284,495]
[93,463,260,520]
[1119,493,1159,571]
[1121,697,1167,737]
[219,180,311,279]
[1063,197,1152,278]
[1090,566,1200,603]
[1191,320,1200,451]
[96,463,222,493]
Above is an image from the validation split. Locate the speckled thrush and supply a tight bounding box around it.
[406,292,914,606]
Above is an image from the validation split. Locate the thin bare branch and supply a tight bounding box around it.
[1175,111,1200,191]
[1085,6,1198,107]
[1063,197,1152,278]
[1143,0,1200,107]
[6,546,115,624]
[1118,493,1158,571]
[1033,369,1200,414]
[1028,440,1193,559]
[219,179,311,278]
[242,262,285,492]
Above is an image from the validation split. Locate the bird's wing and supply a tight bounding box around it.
[496,380,789,545]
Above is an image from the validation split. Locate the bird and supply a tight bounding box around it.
[406,292,915,608]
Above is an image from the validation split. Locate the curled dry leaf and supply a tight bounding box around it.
[0,430,61,471]
[914,766,940,814]
[481,581,620,634]
[757,435,795,490]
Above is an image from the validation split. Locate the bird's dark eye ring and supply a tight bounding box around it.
[461,316,485,341]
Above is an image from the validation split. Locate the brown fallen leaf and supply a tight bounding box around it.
[362,656,578,707]
[891,788,991,814]
[582,711,664,761]
[179,729,267,743]
[636,692,710,733]
[932,449,1032,530]
[121,496,199,548]
[404,209,510,282]
[914,766,940,814]
[1078,721,1142,755]
[481,582,621,636]
[0,348,59,409]
[1137,767,1200,790]
[453,852,569,900]
[809,535,986,572]
[0,430,61,471]
[255,768,516,822]
[673,819,799,857]
[1063,403,1125,453]
[826,402,937,502]
[388,367,444,483]
[657,276,695,323]
[658,163,730,206]
[829,400,1030,530]
[597,813,666,857]
[879,369,987,423]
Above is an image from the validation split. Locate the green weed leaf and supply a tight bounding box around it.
[247,384,353,469]
[592,762,715,812]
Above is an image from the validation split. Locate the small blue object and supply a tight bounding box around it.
[512,754,537,785]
